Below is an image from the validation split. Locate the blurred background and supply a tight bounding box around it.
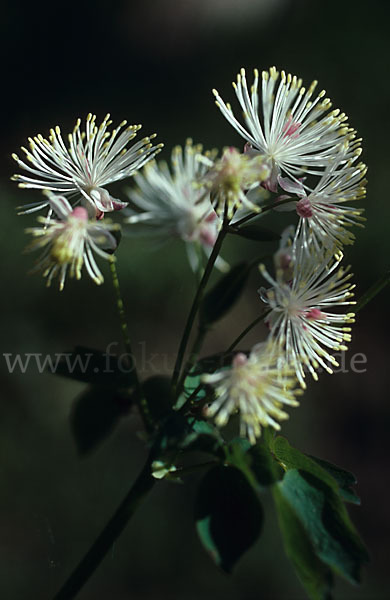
[1,0,389,598]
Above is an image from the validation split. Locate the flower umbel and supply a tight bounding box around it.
[12,113,163,216]
[202,343,301,444]
[25,194,119,290]
[213,67,359,190]
[259,241,356,388]
[124,139,228,272]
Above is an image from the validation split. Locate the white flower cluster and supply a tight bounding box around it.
[12,114,163,288]
[204,66,366,441]
[12,66,366,444]
[124,140,271,272]
[213,66,367,249]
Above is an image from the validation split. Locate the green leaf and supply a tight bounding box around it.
[276,469,369,585]
[200,261,251,325]
[272,437,360,504]
[179,419,225,457]
[175,371,206,410]
[183,372,205,397]
[195,465,263,572]
[154,412,190,454]
[308,456,360,505]
[273,485,334,600]
[54,346,134,387]
[143,376,193,453]
[223,438,258,489]
[229,223,281,242]
[70,385,133,455]
[223,435,282,489]
[248,442,283,486]
[273,437,345,493]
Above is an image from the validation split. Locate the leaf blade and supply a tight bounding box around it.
[195,465,263,572]
[273,484,334,600]
[276,469,369,585]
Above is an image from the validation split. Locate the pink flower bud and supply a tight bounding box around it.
[233,353,248,368]
[71,207,89,221]
[296,197,313,218]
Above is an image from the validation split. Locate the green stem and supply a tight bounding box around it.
[177,382,203,414]
[178,254,268,391]
[109,259,136,370]
[52,458,155,600]
[227,309,271,353]
[109,260,152,431]
[175,460,218,477]
[355,269,390,312]
[262,425,275,451]
[177,309,271,416]
[171,221,229,391]
[177,324,208,396]
[232,197,296,228]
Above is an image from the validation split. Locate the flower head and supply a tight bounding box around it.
[12,113,163,216]
[124,139,228,272]
[202,343,301,444]
[201,146,270,218]
[291,151,367,251]
[259,240,356,387]
[213,67,359,191]
[25,193,119,290]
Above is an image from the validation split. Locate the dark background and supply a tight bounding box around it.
[1,1,389,598]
